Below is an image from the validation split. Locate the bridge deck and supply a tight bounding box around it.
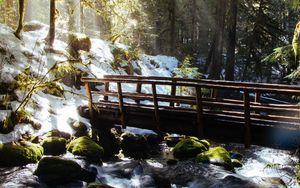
[81,75,300,148]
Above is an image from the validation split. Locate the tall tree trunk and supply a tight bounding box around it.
[208,0,227,79]
[14,0,25,39]
[191,0,197,42]
[80,1,84,33]
[25,0,32,22]
[225,0,238,81]
[47,0,56,47]
[169,0,176,55]
[242,0,264,81]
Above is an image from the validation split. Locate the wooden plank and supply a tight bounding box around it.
[84,75,300,91]
[152,83,161,131]
[196,86,204,138]
[244,90,251,148]
[83,77,300,95]
[117,82,126,129]
[93,90,300,114]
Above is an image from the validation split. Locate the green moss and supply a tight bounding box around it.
[41,137,67,155]
[196,146,233,170]
[199,139,210,149]
[173,137,208,158]
[34,156,82,185]
[0,142,43,166]
[67,136,104,162]
[232,159,243,167]
[87,183,114,188]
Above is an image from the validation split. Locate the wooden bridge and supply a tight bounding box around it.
[81,75,300,148]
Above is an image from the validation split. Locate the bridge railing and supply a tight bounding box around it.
[81,75,300,147]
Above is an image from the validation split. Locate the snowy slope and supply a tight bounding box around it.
[0,21,179,143]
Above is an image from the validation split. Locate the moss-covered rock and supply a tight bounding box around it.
[164,135,184,147]
[67,136,104,162]
[120,132,148,158]
[69,34,91,59]
[196,146,233,170]
[231,159,243,167]
[34,156,96,185]
[0,142,43,166]
[41,137,67,155]
[70,120,89,137]
[173,137,208,158]
[87,183,115,188]
[47,129,71,140]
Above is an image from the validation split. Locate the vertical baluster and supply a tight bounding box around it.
[135,80,142,104]
[170,80,176,107]
[255,91,261,103]
[104,82,109,101]
[152,83,160,131]
[244,90,251,148]
[196,86,204,138]
[117,82,126,129]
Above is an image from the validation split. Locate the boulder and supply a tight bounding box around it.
[120,132,148,158]
[47,129,71,140]
[231,159,243,167]
[41,136,67,155]
[87,183,114,188]
[261,177,287,188]
[173,137,208,158]
[0,142,43,166]
[68,34,91,59]
[67,136,104,162]
[70,120,89,137]
[146,134,163,146]
[196,146,233,170]
[164,135,184,147]
[34,156,96,185]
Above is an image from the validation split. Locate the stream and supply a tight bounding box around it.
[0,141,298,188]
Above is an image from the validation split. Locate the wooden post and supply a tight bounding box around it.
[84,82,97,140]
[255,91,261,103]
[152,83,161,131]
[135,81,142,104]
[104,82,109,101]
[254,90,261,114]
[243,90,251,148]
[196,86,204,138]
[170,80,176,107]
[117,82,126,129]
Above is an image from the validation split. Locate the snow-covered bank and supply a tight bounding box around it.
[0,21,178,143]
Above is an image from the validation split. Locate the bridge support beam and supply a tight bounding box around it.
[117,82,126,129]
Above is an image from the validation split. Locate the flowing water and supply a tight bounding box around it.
[0,142,298,188]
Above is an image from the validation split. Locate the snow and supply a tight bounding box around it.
[0,21,179,143]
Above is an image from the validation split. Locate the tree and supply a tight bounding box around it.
[208,0,227,79]
[225,0,238,81]
[47,0,56,47]
[168,0,176,55]
[14,0,25,39]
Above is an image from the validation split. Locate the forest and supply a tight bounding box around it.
[1,0,299,81]
[0,0,300,188]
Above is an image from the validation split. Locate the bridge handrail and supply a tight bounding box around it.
[81,75,300,148]
[81,76,300,94]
